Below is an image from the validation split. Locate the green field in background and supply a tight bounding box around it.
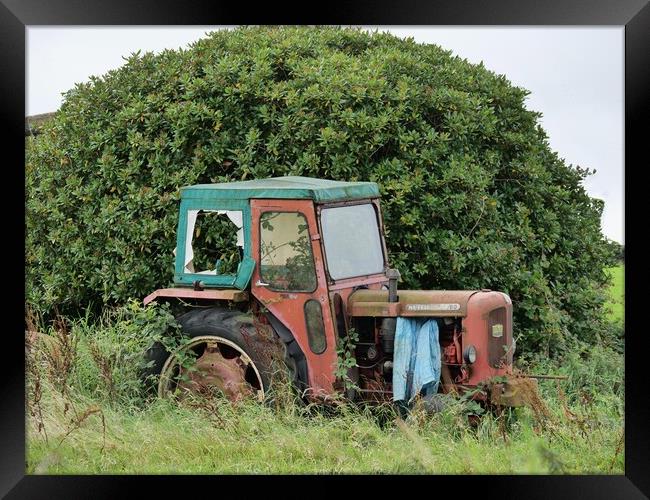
[605,264,624,325]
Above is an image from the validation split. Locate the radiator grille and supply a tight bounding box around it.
[488,307,510,368]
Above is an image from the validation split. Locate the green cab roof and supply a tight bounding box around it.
[181,176,380,202]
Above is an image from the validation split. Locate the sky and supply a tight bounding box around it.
[26,26,624,244]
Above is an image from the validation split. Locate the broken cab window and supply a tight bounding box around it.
[260,212,317,291]
[184,210,243,275]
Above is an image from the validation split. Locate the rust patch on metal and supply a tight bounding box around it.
[348,301,400,317]
[143,288,249,305]
[177,344,252,402]
[488,377,539,407]
[347,289,480,317]
[328,274,388,291]
[159,336,265,403]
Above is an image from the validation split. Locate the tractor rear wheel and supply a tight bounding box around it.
[144,307,293,404]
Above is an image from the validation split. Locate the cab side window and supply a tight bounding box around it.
[260,212,317,292]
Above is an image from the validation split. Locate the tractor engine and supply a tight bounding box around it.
[344,287,515,401]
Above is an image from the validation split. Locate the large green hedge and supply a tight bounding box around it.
[26,26,612,355]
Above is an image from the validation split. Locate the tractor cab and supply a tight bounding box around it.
[145,176,527,406]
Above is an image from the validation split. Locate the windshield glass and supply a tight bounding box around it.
[320,203,384,280]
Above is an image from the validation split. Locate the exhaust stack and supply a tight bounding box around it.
[380,268,401,354]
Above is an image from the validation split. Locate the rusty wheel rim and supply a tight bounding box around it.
[158,335,265,403]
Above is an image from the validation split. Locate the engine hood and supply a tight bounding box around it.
[347,289,484,317]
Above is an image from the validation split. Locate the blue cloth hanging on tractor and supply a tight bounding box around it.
[392,317,441,403]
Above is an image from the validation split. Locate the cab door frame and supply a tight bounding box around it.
[250,198,338,397]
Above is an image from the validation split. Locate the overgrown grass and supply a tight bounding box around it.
[26,298,624,474]
[27,390,623,474]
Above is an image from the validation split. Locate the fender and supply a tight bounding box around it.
[143,287,248,306]
[265,312,309,394]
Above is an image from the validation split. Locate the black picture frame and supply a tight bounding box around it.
[4,1,648,497]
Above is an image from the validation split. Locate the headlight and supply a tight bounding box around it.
[463,345,477,364]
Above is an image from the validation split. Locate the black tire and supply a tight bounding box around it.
[142,306,295,401]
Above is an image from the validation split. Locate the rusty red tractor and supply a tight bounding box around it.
[144,176,533,408]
